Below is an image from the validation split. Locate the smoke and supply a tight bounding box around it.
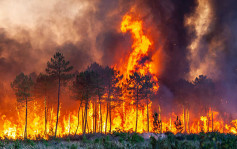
[1,0,237,117]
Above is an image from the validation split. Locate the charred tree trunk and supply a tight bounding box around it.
[99,98,102,133]
[93,100,96,133]
[135,86,138,133]
[105,85,110,134]
[109,103,112,133]
[82,108,84,133]
[96,80,102,133]
[105,102,108,134]
[24,97,28,139]
[44,96,47,135]
[69,114,71,135]
[147,98,149,132]
[212,110,214,132]
[55,77,61,138]
[83,101,88,136]
[75,103,81,136]
[207,111,209,132]
[184,107,186,133]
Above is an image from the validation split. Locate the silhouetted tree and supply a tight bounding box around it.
[46,52,73,137]
[142,75,154,132]
[174,79,194,133]
[194,75,216,132]
[104,66,123,133]
[11,73,34,139]
[87,63,105,133]
[127,72,153,133]
[73,71,94,135]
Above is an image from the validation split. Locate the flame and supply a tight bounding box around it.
[1,99,237,139]
[120,14,154,78]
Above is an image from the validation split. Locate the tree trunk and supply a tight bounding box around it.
[99,98,102,133]
[212,110,214,132]
[135,87,138,133]
[24,97,28,139]
[207,111,209,132]
[109,102,112,133]
[83,101,88,135]
[69,114,71,135]
[55,77,61,138]
[75,103,81,136]
[184,107,186,133]
[93,100,96,133]
[105,87,110,134]
[45,96,47,135]
[82,108,84,133]
[147,99,149,132]
[105,102,108,134]
[96,80,102,134]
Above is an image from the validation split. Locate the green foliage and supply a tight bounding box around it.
[94,138,100,143]
[66,137,70,142]
[41,139,49,147]
[70,144,77,149]
[82,135,88,143]
[113,129,129,142]
[185,134,199,141]
[1,133,237,149]
[13,140,21,149]
[131,133,144,144]
[26,138,35,146]
[0,141,4,148]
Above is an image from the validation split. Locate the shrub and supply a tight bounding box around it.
[131,133,144,144]
[13,140,21,149]
[70,144,77,149]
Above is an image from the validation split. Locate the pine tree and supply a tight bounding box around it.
[87,63,105,133]
[11,73,34,139]
[127,72,153,133]
[46,52,73,137]
[104,67,123,133]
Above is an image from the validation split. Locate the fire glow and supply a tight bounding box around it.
[1,11,237,140]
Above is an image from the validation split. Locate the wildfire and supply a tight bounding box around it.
[1,11,237,140]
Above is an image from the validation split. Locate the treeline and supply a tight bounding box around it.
[11,52,156,139]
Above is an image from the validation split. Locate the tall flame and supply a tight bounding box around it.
[120,14,153,78]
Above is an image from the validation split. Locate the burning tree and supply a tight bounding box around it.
[174,116,183,133]
[142,75,154,132]
[11,73,34,139]
[104,66,123,133]
[87,63,105,133]
[127,72,154,133]
[72,71,94,135]
[153,112,162,133]
[46,52,73,137]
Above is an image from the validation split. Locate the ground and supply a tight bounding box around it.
[0,132,237,149]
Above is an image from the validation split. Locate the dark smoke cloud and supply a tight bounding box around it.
[207,0,237,115]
